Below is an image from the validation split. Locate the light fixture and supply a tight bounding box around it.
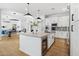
[36,9,41,19]
[24,3,32,16]
[51,8,55,10]
[13,12,16,15]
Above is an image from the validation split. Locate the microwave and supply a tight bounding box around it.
[51,23,57,30]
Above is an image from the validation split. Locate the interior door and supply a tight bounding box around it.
[70,3,79,56]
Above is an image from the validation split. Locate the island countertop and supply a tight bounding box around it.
[20,32,50,38]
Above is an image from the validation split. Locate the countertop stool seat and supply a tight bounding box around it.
[0,32,8,40]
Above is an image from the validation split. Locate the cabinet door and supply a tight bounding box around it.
[71,8,78,22]
[71,4,79,22]
[70,3,79,56]
[48,33,54,48]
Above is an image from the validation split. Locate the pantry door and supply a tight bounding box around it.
[70,3,79,56]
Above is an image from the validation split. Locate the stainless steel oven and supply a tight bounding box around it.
[51,23,57,31]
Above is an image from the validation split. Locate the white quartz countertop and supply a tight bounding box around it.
[20,32,50,38]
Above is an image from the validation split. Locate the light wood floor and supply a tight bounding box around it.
[0,33,69,56]
[0,33,27,56]
[45,38,69,56]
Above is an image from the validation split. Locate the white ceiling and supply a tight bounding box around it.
[0,3,68,17]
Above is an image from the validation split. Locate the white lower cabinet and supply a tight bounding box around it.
[55,31,68,39]
[47,33,54,48]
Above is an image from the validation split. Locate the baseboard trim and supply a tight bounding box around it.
[19,48,29,56]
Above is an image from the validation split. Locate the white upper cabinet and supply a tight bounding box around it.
[52,17,58,23]
[70,4,79,32]
[57,16,69,27]
[45,15,69,27]
[71,4,79,23]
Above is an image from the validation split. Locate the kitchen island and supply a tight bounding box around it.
[19,32,54,56]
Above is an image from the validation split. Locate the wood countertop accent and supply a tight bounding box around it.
[20,32,50,38]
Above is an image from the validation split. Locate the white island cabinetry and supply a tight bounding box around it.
[20,33,42,56]
[19,32,54,56]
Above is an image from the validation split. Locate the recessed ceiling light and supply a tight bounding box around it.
[6,16,8,17]
[51,8,55,10]
[13,12,16,14]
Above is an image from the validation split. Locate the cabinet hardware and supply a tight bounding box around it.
[71,25,73,32]
[72,14,74,21]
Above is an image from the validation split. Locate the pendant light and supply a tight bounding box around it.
[36,9,41,19]
[24,3,32,16]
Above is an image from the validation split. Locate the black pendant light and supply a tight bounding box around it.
[37,17,41,19]
[24,3,32,16]
[36,9,41,19]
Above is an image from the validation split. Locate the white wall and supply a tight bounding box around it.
[58,16,69,27]
[45,15,69,26]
